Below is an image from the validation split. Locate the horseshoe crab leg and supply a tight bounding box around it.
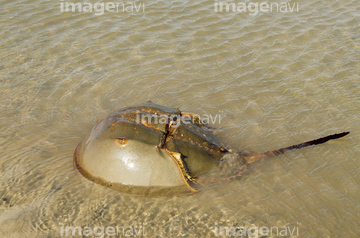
[243,131,350,164]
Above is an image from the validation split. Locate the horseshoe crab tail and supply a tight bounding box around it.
[243,131,350,164]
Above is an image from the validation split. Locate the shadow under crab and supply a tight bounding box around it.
[74,102,349,196]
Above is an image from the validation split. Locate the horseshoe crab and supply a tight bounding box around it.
[74,102,349,196]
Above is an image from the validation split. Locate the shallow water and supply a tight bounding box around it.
[0,0,359,237]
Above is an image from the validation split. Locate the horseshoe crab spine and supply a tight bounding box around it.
[243,131,350,164]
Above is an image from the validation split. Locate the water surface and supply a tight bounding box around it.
[0,0,359,237]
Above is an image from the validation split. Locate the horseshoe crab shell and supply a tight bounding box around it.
[74,102,228,195]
